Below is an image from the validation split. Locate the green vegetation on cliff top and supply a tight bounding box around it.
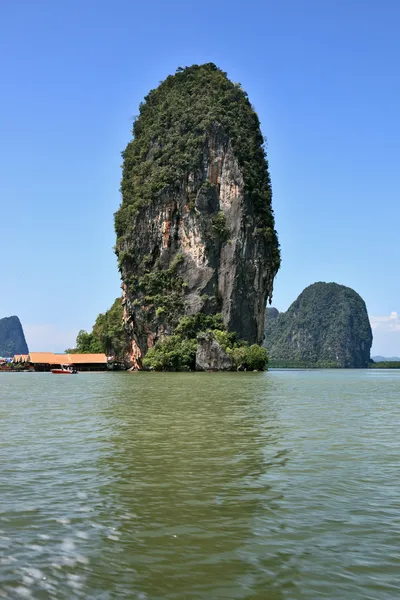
[264,282,373,368]
[115,62,280,271]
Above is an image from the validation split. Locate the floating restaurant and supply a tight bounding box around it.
[13,352,108,372]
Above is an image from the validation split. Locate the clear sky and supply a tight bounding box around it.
[1,0,399,355]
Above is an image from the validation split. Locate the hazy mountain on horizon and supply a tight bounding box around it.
[372,355,400,362]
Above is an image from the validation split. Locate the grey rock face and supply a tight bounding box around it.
[195,333,234,371]
[120,127,277,368]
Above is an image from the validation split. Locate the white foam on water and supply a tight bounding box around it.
[14,587,32,599]
[56,517,70,525]
[22,567,44,580]
[27,545,43,552]
[61,538,76,552]
[66,573,83,590]
[59,556,77,567]
[120,511,140,520]
[76,554,89,565]
[75,531,89,539]
[41,581,57,594]
[67,574,83,582]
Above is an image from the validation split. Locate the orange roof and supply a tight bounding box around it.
[29,352,71,364]
[68,353,107,364]
[28,352,107,365]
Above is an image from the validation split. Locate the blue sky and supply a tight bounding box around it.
[1,0,399,355]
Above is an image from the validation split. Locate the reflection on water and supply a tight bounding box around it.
[91,374,289,599]
[1,370,400,598]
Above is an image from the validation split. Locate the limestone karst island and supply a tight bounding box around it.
[264,283,373,368]
[115,63,280,371]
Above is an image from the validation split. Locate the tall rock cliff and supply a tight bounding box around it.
[0,316,29,356]
[115,64,280,368]
[264,282,373,368]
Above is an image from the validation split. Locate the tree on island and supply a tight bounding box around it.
[66,298,129,360]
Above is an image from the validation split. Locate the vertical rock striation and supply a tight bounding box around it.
[115,64,280,368]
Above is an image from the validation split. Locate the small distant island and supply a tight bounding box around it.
[263,282,373,368]
[372,355,400,362]
[369,359,400,369]
[0,316,29,357]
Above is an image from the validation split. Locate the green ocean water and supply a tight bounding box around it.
[1,370,399,599]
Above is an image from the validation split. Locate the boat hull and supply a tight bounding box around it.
[51,369,77,374]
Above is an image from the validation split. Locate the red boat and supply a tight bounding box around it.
[51,365,78,375]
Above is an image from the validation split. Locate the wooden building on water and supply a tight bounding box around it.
[15,352,108,372]
[13,354,30,363]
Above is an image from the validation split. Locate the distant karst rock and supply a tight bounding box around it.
[266,306,279,321]
[115,63,280,369]
[0,316,29,357]
[264,282,372,368]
